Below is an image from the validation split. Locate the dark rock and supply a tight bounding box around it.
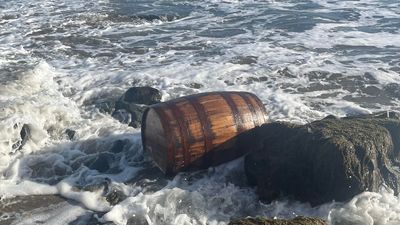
[86,153,115,173]
[244,112,400,205]
[113,87,161,128]
[277,67,296,78]
[85,89,125,114]
[187,82,204,89]
[20,124,30,147]
[259,76,268,82]
[110,139,129,153]
[230,56,258,65]
[12,124,30,151]
[65,129,76,140]
[105,189,127,205]
[116,87,161,107]
[127,105,147,128]
[229,217,328,225]
[112,109,132,124]
[96,101,117,114]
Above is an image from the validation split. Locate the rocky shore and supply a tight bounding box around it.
[229,217,329,225]
[5,87,400,225]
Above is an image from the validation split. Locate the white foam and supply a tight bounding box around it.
[329,189,400,225]
[0,62,80,173]
[57,181,111,212]
[1,0,400,224]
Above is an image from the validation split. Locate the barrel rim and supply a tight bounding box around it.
[245,92,268,123]
[148,91,264,108]
[141,106,151,153]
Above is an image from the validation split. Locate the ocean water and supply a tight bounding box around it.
[1,0,400,224]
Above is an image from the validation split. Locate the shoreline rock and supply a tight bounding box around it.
[112,86,162,128]
[244,112,400,206]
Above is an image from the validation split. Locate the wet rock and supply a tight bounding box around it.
[230,56,258,65]
[277,67,296,78]
[65,129,76,140]
[116,86,161,106]
[95,101,117,114]
[20,124,30,147]
[225,80,235,86]
[237,76,262,85]
[127,105,147,128]
[110,139,129,153]
[244,112,400,205]
[229,217,328,225]
[105,189,127,205]
[186,82,204,89]
[12,124,30,151]
[111,109,132,124]
[86,152,115,173]
[113,87,162,128]
[259,76,268,82]
[85,89,125,114]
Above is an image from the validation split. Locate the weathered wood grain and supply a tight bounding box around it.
[141,91,268,174]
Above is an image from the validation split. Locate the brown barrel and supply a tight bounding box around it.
[141,91,268,175]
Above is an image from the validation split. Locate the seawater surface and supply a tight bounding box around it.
[1,0,400,224]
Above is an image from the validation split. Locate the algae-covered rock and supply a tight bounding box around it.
[229,216,328,225]
[245,112,400,205]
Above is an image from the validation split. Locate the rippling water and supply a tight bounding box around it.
[1,0,400,224]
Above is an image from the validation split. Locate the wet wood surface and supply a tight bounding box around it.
[142,91,268,174]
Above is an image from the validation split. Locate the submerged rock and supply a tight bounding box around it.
[229,217,328,225]
[105,189,127,205]
[86,152,115,173]
[112,109,132,124]
[230,56,258,65]
[245,112,400,205]
[113,86,161,128]
[110,139,129,153]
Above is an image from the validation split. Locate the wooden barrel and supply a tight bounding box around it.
[141,91,268,175]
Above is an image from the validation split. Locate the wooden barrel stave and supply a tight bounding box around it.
[142,91,268,174]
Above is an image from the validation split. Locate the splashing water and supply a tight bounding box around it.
[1,0,400,224]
